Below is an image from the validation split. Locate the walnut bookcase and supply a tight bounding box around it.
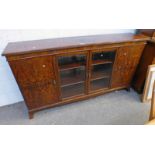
[2,33,149,119]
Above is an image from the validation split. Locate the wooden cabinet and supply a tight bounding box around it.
[2,33,149,119]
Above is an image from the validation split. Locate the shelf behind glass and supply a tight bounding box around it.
[92,51,116,62]
[92,60,113,66]
[59,62,85,71]
[60,66,86,87]
[58,54,86,71]
[91,63,112,81]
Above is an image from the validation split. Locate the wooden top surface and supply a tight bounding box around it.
[2,33,149,56]
[138,29,155,37]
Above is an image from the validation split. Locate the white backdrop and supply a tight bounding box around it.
[0,29,135,106]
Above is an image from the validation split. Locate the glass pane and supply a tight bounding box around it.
[60,66,85,87]
[91,64,112,80]
[58,55,86,70]
[61,83,85,98]
[90,78,110,91]
[92,51,115,62]
[58,54,86,99]
[90,50,116,91]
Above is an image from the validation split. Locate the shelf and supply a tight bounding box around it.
[61,83,84,99]
[92,60,112,66]
[59,63,85,71]
[91,72,110,81]
[61,75,85,87]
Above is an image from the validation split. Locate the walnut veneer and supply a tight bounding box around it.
[2,33,149,119]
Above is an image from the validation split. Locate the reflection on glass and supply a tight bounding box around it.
[91,78,110,91]
[61,83,85,99]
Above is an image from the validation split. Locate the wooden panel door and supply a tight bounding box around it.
[56,51,89,100]
[9,56,55,86]
[21,80,59,109]
[111,44,145,88]
[9,56,59,110]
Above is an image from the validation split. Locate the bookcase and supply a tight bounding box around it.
[2,33,148,118]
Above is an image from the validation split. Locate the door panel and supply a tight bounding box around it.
[111,44,145,88]
[10,56,54,86]
[89,49,116,92]
[9,56,59,109]
[57,52,88,99]
[22,80,59,109]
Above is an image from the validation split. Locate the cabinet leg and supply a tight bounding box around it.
[28,112,34,119]
[126,87,131,92]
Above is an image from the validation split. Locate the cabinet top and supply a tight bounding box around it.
[2,33,149,56]
[138,29,155,37]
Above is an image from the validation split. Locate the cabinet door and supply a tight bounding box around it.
[111,44,145,88]
[9,56,59,110]
[89,49,116,92]
[56,52,88,99]
[9,56,55,86]
[21,81,59,109]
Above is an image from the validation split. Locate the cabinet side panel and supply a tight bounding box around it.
[132,42,155,93]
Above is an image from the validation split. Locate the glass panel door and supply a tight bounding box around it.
[58,54,87,99]
[90,50,116,91]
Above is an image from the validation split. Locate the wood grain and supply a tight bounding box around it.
[2,33,149,56]
[111,44,145,88]
[2,33,147,119]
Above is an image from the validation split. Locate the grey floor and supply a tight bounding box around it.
[0,89,151,125]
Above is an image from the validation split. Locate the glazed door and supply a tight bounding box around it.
[57,52,88,99]
[111,44,145,88]
[89,49,116,92]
